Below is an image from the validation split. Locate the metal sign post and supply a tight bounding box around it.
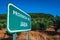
[27,31,30,40]
[13,33,16,40]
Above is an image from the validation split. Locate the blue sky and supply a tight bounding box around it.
[0,0,60,16]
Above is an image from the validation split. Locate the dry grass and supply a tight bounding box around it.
[17,31,60,40]
[0,28,60,40]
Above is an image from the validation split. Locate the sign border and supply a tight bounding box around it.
[7,3,31,33]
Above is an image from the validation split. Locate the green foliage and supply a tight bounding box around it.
[0,13,60,31]
[0,19,6,29]
[0,14,6,19]
[54,16,60,31]
[30,13,55,31]
[0,23,1,29]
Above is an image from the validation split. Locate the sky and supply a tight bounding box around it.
[0,0,60,16]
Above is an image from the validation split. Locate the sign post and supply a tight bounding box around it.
[27,31,30,40]
[7,3,31,40]
[13,33,16,40]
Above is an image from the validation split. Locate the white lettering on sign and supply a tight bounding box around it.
[13,10,29,21]
[20,22,28,27]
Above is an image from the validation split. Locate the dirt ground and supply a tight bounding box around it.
[0,28,60,40]
[17,31,60,40]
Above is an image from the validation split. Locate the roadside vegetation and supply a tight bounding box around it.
[0,13,60,31]
[30,13,60,31]
[0,13,60,40]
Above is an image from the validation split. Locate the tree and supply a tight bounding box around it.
[0,14,6,19]
[54,16,60,31]
[30,13,55,31]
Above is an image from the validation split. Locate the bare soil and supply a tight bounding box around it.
[0,28,60,40]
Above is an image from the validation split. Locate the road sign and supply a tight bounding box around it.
[7,3,31,33]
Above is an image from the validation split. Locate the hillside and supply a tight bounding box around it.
[0,13,60,40]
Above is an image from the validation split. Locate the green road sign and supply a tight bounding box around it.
[7,3,31,33]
